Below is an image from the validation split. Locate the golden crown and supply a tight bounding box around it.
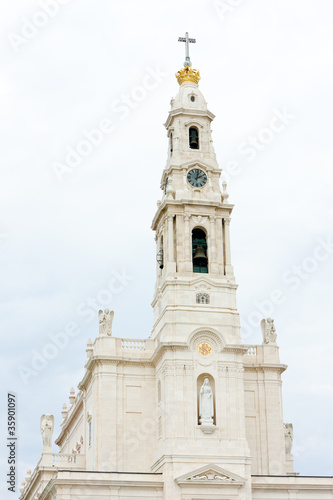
[176,66,201,85]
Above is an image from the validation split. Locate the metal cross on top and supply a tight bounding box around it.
[178,32,196,67]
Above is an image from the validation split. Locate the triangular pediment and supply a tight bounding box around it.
[182,159,216,172]
[175,463,245,486]
[192,276,214,289]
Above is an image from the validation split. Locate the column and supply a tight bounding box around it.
[223,217,234,276]
[176,214,184,273]
[216,216,224,275]
[209,215,219,274]
[167,214,176,273]
[184,214,192,272]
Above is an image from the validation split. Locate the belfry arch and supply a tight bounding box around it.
[192,227,208,273]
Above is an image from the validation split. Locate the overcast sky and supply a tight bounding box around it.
[1,0,333,496]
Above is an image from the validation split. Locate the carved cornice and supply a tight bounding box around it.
[223,345,249,355]
[243,363,288,374]
[151,198,232,230]
[152,342,189,366]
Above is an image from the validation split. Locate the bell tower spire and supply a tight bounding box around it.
[151,39,237,345]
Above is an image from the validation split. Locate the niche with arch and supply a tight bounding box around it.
[197,373,216,426]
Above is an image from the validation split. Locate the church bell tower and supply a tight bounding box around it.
[150,35,253,493]
[151,37,239,347]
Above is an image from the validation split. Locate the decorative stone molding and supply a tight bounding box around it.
[188,470,236,481]
[199,424,217,434]
[162,363,175,377]
[192,215,208,225]
[175,464,245,486]
[218,364,227,375]
[184,364,194,374]
[188,328,225,352]
[194,281,211,291]
[228,366,240,377]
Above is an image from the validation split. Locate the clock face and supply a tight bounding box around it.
[187,168,207,188]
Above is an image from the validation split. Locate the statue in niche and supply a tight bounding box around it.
[40,414,54,450]
[199,378,214,425]
[99,309,114,336]
[261,317,277,344]
[284,423,293,455]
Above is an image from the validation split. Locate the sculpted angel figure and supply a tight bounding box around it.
[261,317,277,344]
[99,309,114,336]
[284,423,293,455]
[199,378,214,423]
[40,414,54,450]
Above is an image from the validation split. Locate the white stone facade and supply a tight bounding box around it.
[19,70,333,500]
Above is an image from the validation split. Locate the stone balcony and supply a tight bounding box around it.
[243,344,285,366]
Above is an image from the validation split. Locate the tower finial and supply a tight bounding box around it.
[176,32,200,85]
[178,32,196,67]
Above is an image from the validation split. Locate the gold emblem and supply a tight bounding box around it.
[198,342,212,357]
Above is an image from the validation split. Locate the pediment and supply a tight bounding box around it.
[175,464,245,486]
[182,159,215,172]
[192,277,214,289]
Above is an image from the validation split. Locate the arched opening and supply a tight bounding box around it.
[157,236,164,270]
[169,133,173,156]
[192,228,208,273]
[189,126,199,149]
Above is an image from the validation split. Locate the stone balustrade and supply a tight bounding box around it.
[121,339,146,350]
[243,344,282,365]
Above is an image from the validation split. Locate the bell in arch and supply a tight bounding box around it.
[193,246,207,261]
[189,127,199,149]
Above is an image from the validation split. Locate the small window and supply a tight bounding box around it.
[196,293,210,304]
[189,126,199,149]
[190,96,195,102]
[88,421,92,447]
[170,133,173,155]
